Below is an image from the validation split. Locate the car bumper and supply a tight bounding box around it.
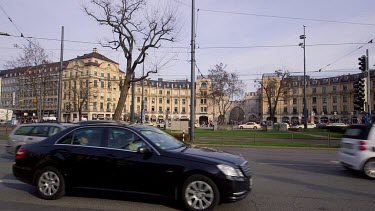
[13,164,34,185]
[219,176,252,202]
[338,151,364,171]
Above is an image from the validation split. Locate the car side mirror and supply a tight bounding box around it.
[137,146,152,154]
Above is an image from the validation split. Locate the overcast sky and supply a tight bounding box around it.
[1,0,375,92]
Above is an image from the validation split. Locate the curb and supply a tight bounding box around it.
[195,144,339,150]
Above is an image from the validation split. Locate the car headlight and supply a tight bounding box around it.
[217,164,244,177]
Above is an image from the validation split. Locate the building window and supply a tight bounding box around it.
[100,103,104,110]
[343,85,348,91]
[151,106,155,111]
[101,81,104,88]
[159,106,162,112]
[174,107,178,113]
[343,105,348,112]
[293,98,297,104]
[166,98,170,104]
[137,97,140,103]
[159,90,162,95]
[333,105,337,112]
[283,107,287,113]
[174,99,178,105]
[283,99,287,104]
[167,90,170,95]
[201,107,207,113]
[323,106,327,113]
[312,97,317,104]
[201,99,207,104]
[322,87,327,93]
[323,97,327,103]
[333,96,337,103]
[312,87,316,94]
[182,99,186,105]
[293,107,297,114]
[333,86,337,92]
[312,106,317,114]
[293,88,297,94]
[138,88,141,93]
[159,98,162,103]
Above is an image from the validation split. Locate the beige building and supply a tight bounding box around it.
[0,49,221,124]
[260,72,374,124]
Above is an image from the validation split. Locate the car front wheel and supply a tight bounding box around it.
[363,159,375,179]
[182,175,219,211]
[36,167,65,200]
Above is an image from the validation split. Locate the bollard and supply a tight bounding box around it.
[182,130,185,142]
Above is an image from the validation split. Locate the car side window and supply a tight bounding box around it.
[30,126,50,137]
[57,127,105,146]
[49,126,61,136]
[108,128,145,151]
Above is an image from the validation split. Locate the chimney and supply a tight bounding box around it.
[93,48,98,53]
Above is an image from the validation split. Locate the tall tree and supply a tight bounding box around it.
[83,0,179,120]
[208,63,244,124]
[260,70,290,125]
[4,40,49,69]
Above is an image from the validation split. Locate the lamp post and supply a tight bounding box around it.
[299,25,308,129]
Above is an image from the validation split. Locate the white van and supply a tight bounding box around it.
[338,124,375,179]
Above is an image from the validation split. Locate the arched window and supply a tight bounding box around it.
[201,82,207,88]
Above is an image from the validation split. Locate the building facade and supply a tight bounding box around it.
[260,71,375,124]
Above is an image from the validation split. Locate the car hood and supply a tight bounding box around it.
[174,145,246,166]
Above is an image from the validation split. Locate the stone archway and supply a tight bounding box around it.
[229,106,245,124]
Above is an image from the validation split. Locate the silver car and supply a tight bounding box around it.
[6,123,74,155]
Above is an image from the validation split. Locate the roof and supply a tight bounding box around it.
[75,52,118,65]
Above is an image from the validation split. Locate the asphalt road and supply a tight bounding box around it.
[0,143,374,210]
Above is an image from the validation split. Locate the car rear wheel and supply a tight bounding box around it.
[239,126,243,129]
[182,175,219,211]
[363,159,375,179]
[36,167,65,200]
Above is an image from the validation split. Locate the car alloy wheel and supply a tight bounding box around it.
[37,167,65,200]
[182,175,219,211]
[363,159,375,179]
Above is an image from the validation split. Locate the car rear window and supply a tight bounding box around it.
[343,124,372,140]
[14,126,34,135]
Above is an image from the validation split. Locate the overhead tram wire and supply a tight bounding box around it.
[172,0,375,26]
[315,38,374,73]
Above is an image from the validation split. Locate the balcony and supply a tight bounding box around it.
[106,109,111,112]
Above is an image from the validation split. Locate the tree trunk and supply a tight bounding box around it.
[113,83,131,120]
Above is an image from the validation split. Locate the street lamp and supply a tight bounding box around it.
[299,25,308,129]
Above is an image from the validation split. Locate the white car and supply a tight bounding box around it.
[338,124,375,179]
[238,122,261,129]
[292,123,316,129]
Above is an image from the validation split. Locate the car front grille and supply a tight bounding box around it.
[240,161,251,177]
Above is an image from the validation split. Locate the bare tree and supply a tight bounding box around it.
[64,75,98,122]
[83,0,179,120]
[208,63,244,124]
[260,70,290,125]
[4,40,49,69]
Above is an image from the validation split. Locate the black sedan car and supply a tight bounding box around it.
[13,121,252,211]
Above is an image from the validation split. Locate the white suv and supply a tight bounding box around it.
[338,124,375,179]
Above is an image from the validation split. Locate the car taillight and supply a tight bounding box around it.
[16,148,27,160]
[359,141,367,151]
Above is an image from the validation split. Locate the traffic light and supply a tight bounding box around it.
[353,78,365,112]
[358,55,367,72]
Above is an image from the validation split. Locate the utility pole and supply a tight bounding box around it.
[300,25,308,129]
[57,26,64,122]
[366,49,371,117]
[130,73,135,123]
[189,0,196,142]
[141,62,145,124]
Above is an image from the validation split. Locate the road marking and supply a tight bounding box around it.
[0,179,24,185]
[330,160,340,164]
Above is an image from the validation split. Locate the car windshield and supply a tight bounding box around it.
[139,128,186,150]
